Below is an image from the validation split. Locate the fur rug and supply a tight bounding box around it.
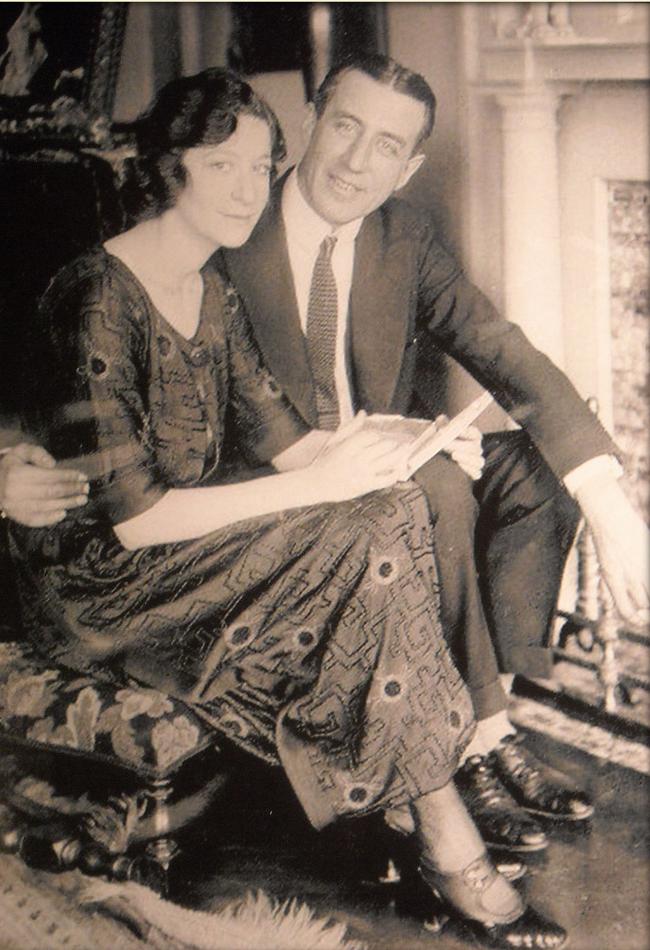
[79,878,365,950]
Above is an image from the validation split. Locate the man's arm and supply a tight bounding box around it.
[412,220,617,479]
[412,214,648,625]
[0,444,89,527]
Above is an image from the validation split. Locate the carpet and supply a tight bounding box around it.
[0,854,364,950]
[0,853,141,949]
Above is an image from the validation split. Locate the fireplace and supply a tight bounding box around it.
[608,180,649,521]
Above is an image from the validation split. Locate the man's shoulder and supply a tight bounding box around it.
[372,196,438,244]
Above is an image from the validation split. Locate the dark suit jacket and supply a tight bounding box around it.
[217,176,616,480]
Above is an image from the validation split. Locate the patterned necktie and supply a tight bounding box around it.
[305,234,340,430]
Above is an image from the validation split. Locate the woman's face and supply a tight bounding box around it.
[174,114,273,249]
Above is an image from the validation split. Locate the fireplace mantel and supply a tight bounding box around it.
[480,39,649,85]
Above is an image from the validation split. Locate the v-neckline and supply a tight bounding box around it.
[102,246,209,346]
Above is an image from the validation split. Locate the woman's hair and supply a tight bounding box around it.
[122,68,286,221]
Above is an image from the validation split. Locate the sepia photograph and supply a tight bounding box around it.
[0,3,648,948]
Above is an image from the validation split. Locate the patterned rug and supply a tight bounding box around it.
[0,854,363,950]
[0,854,141,949]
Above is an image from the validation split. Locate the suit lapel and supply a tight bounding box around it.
[350,209,410,412]
[222,178,318,426]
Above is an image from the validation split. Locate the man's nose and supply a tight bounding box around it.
[343,134,373,173]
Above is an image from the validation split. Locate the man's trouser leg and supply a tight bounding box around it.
[474,431,581,681]
[414,454,506,721]
[414,431,581,718]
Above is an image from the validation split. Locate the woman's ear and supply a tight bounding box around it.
[302,103,317,147]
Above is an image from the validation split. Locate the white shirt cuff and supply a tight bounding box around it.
[563,455,623,497]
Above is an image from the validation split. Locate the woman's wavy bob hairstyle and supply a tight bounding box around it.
[123,68,286,221]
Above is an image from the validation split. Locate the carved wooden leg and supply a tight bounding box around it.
[575,522,599,650]
[17,821,83,872]
[0,802,28,854]
[141,778,180,895]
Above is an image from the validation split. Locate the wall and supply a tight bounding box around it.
[113,3,232,122]
[386,2,464,254]
[559,83,650,419]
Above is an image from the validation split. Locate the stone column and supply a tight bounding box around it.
[496,85,566,367]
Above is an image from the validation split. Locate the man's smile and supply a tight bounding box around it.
[327,173,364,196]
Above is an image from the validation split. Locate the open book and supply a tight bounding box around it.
[361,390,495,478]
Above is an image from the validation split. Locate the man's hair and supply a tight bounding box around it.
[123,68,286,221]
[313,54,436,151]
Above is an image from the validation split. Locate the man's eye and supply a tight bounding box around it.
[377,138,400,158]
[334,119,356,135]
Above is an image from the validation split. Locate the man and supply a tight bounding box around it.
[2,55,648,856]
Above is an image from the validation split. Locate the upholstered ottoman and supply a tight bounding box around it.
[0,641,229,891]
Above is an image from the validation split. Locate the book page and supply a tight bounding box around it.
[404,391,494,476]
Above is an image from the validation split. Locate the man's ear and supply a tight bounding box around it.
[395,152,425,192]
[302,103,317,146]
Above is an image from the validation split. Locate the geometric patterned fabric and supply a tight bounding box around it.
[9,249,475,828]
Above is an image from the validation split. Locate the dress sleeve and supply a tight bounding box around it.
[220,281,310,465]
[26,258,166,524]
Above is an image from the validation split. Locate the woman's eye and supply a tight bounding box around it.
[254,162,272,176]
[210,161,232,172]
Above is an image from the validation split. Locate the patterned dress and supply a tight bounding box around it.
[10,248,474,828]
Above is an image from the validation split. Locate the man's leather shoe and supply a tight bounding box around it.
[456,756,548,852]
[490,733,594,821]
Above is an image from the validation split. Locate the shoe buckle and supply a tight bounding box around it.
[462,857,493,892]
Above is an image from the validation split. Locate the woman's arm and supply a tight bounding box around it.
[115,426,409,549]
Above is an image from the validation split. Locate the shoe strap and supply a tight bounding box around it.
[420,852,495,894]
[419,853,524,926]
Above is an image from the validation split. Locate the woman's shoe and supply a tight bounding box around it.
[384,808,527,883]
[419,852,567,949]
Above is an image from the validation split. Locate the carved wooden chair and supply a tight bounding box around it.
[0,545,231,892]
[0,146,234,893]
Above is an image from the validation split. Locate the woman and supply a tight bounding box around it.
[10,69,565,948]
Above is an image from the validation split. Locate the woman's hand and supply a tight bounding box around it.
[435,415,485,481]
[0,443,89,527]
[309,412,410,502]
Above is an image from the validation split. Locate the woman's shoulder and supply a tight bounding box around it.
[46,247,134,301]
[43,247,152,330]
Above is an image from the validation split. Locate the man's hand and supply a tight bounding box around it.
[0,443,89,527]
[576,476,649,627]
[435,415,485,481]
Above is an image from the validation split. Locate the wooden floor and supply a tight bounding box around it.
[172,728,650,950]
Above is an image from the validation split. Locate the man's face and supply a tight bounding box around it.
[297,69,427,227]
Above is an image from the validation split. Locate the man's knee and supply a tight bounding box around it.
[480,430,580,539]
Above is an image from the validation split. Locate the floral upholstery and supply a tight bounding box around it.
[0,642,215,778]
